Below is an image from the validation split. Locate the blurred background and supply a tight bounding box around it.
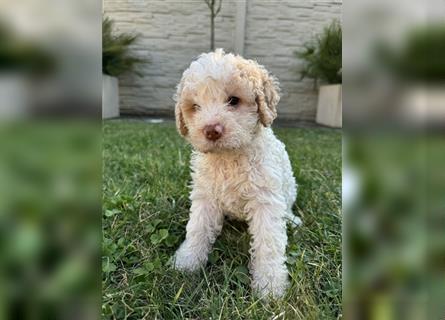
[0,0,101,118]
[343,0,445,319]
[0,0,101,319]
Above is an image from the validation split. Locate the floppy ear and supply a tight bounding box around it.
[255,67,280,127]
[174,78,188,136]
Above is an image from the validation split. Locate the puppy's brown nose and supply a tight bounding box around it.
[203,124,224,141]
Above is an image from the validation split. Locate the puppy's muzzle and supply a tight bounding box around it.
[203,124,224,141]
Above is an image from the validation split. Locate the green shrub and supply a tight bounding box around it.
[296,20,342,85]
[376,23,445,83]
[0,22,54,74]
[102,17,143,77]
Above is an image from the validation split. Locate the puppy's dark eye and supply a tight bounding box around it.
[227,96,240,106]
[193,104,201,110]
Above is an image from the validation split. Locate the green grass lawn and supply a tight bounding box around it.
[102,120,342,319]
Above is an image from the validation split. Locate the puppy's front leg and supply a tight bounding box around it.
[174,198,223,272]
[247,201,289,298]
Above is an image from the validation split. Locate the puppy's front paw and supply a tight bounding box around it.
[251,268,289,299]
[173,243,206,272]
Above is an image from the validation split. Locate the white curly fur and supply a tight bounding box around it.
[173,49,301,298]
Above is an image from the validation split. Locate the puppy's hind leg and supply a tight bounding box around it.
[173,198,223,272]
[285,210,302,228]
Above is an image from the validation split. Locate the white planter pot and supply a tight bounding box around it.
[316,84,342,128]
[398,86,445,125]
[102,74,120,119]
[0,74,29,119]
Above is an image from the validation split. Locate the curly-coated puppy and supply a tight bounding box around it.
[173,49,301,298]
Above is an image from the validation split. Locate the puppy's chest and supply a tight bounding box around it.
[197,157,261,218]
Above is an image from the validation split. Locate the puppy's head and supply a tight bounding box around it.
[174,49,280,153]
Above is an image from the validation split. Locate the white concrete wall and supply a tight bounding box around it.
[104,0,341,121]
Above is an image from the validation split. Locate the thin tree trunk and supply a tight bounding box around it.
[205,0,221,51]
[210,12,215,50]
